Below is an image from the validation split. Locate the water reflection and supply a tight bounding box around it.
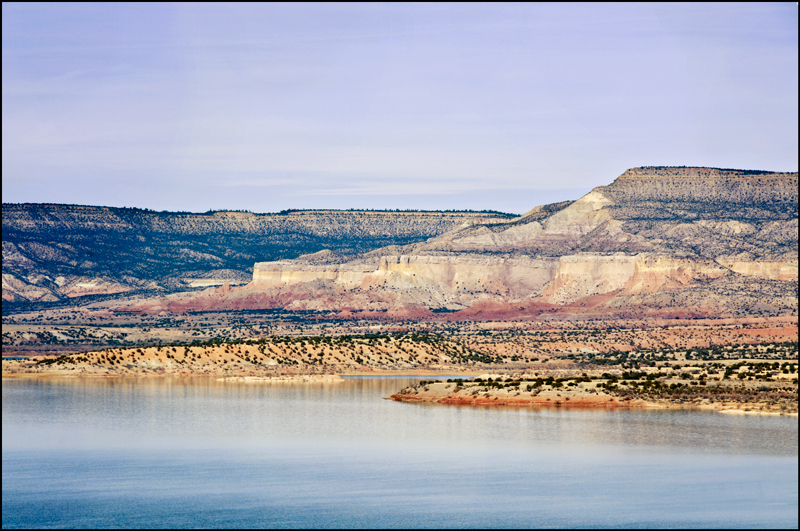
[3,376,797,457]
[3,377,798,528]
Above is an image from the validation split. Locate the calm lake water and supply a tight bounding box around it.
[2,376,797,529]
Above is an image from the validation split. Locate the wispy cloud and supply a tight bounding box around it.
[2,3,797,212]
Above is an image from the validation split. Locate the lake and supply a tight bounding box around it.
[2,376,797,528]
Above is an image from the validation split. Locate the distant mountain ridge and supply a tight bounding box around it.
[432,166,797,259]
[4,166,797,320]
[2,206,514,303]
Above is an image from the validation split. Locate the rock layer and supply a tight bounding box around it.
[237,167,798,318]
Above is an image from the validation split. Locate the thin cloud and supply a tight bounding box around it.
[2,3,797,212]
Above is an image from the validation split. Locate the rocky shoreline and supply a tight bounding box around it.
[3,327,796,416]
[386,376,798,416]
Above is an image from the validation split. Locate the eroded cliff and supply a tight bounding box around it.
[235,167,797,318]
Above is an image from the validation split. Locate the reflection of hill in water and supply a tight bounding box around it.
[6,376,798,458]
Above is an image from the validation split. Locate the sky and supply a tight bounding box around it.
[3,3,797,215]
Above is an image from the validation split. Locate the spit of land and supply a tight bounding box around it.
[3,313,796,416]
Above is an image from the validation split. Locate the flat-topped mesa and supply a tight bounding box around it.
[3,205,520,302]
[603,166,798,203]
[2,205,515,236]
[105,165,797,318]
[244,166,798,316]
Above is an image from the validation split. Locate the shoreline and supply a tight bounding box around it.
[386,379,798,416]
[388,392,797,416]
[1,367,473,379]
[4,368,795,416]
[3,335,796,416]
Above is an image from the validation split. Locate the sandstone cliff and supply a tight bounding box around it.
[232,167,797,318]
[8,167,797,319]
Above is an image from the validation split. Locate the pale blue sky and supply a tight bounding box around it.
[3,3,797,214]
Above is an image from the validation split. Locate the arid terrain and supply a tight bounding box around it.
[96,166,798,320]
[3,313,796,415]
[3,206,513,303]
[3,167,797,414]
[5,167,798,319]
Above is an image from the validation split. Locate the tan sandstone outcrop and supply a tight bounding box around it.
[715,259,798,281]
[443,190,619,253]
[253,255,558,302]
[241,167,797,317]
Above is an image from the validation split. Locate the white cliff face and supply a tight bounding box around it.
[252,261,378,289]
[253,255,559,301]
[715,259,798,281]
[252,250,789,309]
[243,167,798,315]
[377,255,555,294]
[540,254,638,304]
[249,249,796,313]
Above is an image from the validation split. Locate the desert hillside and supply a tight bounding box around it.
[2,206,513,303]
[5,166,796,321]
[155,166,798,319]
